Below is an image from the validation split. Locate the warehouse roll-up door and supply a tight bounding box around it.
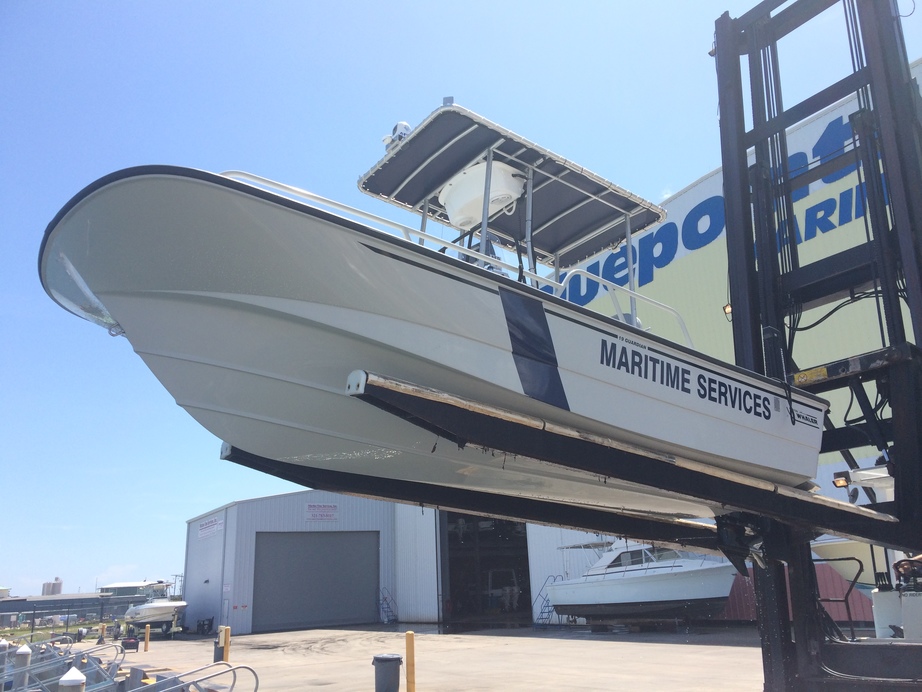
[252,531,379,632]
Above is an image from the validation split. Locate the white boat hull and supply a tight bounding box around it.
[124,600,187,628]
[39,168,827,519]
[546,561,738,621]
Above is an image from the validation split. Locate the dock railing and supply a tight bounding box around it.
[145,661,259,692]
[1,639,124,691]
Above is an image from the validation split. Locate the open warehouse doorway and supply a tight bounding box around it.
[442,511,531,626]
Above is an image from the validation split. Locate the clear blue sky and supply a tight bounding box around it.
[2,1,920,597]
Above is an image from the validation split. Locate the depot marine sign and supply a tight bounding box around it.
[557,110,880,306]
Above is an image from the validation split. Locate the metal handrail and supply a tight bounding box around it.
[530,574,563,612]
[1,644,121,692]
[152,662,260,692]
[221,171,694,347]
[558,269,694,347]
[814,556,864,642]
[223,171,552,282]
[379,587,399,623]
[531,574,565,627]
[12,633,75,651]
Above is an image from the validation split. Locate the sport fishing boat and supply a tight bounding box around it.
[546,542,738,622]
[38,102,828,522]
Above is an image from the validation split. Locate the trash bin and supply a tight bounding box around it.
[372,653,402,692]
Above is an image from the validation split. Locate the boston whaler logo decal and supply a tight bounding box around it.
[793,409,819,426]
[600,337,779,422]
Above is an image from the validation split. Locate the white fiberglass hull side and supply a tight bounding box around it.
[84,291,714,517]
[39,168,827,518]
[545,561,738,620]
[124,601,187,627]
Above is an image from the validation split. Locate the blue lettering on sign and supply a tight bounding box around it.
[772,181,868,252]
[566,260,600,306]
[838,187,853,226]
[814,116,856,184]
[601,245,631,287]
[803,197,837,241]
[556,194,728,300]
[637,222,678,286]
[553,113,879,303]
[788,151,810,203]
[681,195,725,251]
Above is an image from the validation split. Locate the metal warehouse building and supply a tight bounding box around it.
[183,489,595,635]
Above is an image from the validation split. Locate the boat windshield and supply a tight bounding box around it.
[607,549,646,568]
[606,547,685,569]
[647,547,682,562]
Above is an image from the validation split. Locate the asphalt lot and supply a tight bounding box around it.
[89,624,766,691]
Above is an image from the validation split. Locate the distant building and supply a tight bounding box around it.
[98,581,173,598]
[41,577,63,595]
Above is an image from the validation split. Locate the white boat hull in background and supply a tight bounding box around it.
[124,600,187,630]
[546,550,738,622]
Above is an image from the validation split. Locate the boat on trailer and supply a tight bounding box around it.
[38,102,828,523]
[123,582,187,635]
[545,542,737,624]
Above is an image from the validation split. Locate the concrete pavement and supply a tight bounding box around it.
[89,624,765,690]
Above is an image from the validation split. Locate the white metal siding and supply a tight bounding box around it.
[394,504,440,622]
[183,508,228,631]
[190,489,397,635]
[222,504,238,628]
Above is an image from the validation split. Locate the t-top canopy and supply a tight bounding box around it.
[358,103,665,270]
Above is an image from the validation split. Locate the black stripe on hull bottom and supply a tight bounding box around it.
[552,596,730,621]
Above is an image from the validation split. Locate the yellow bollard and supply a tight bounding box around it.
[406,630,415,692]
[144,624,150,652]
[223,626,231,662]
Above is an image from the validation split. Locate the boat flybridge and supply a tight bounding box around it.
[40,101,837,537]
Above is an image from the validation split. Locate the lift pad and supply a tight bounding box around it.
[346,370,918,553]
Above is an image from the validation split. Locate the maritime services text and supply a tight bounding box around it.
[600,337,772,420]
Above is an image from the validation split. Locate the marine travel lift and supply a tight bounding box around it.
[224,0,922,688]
[715,0,922,687]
